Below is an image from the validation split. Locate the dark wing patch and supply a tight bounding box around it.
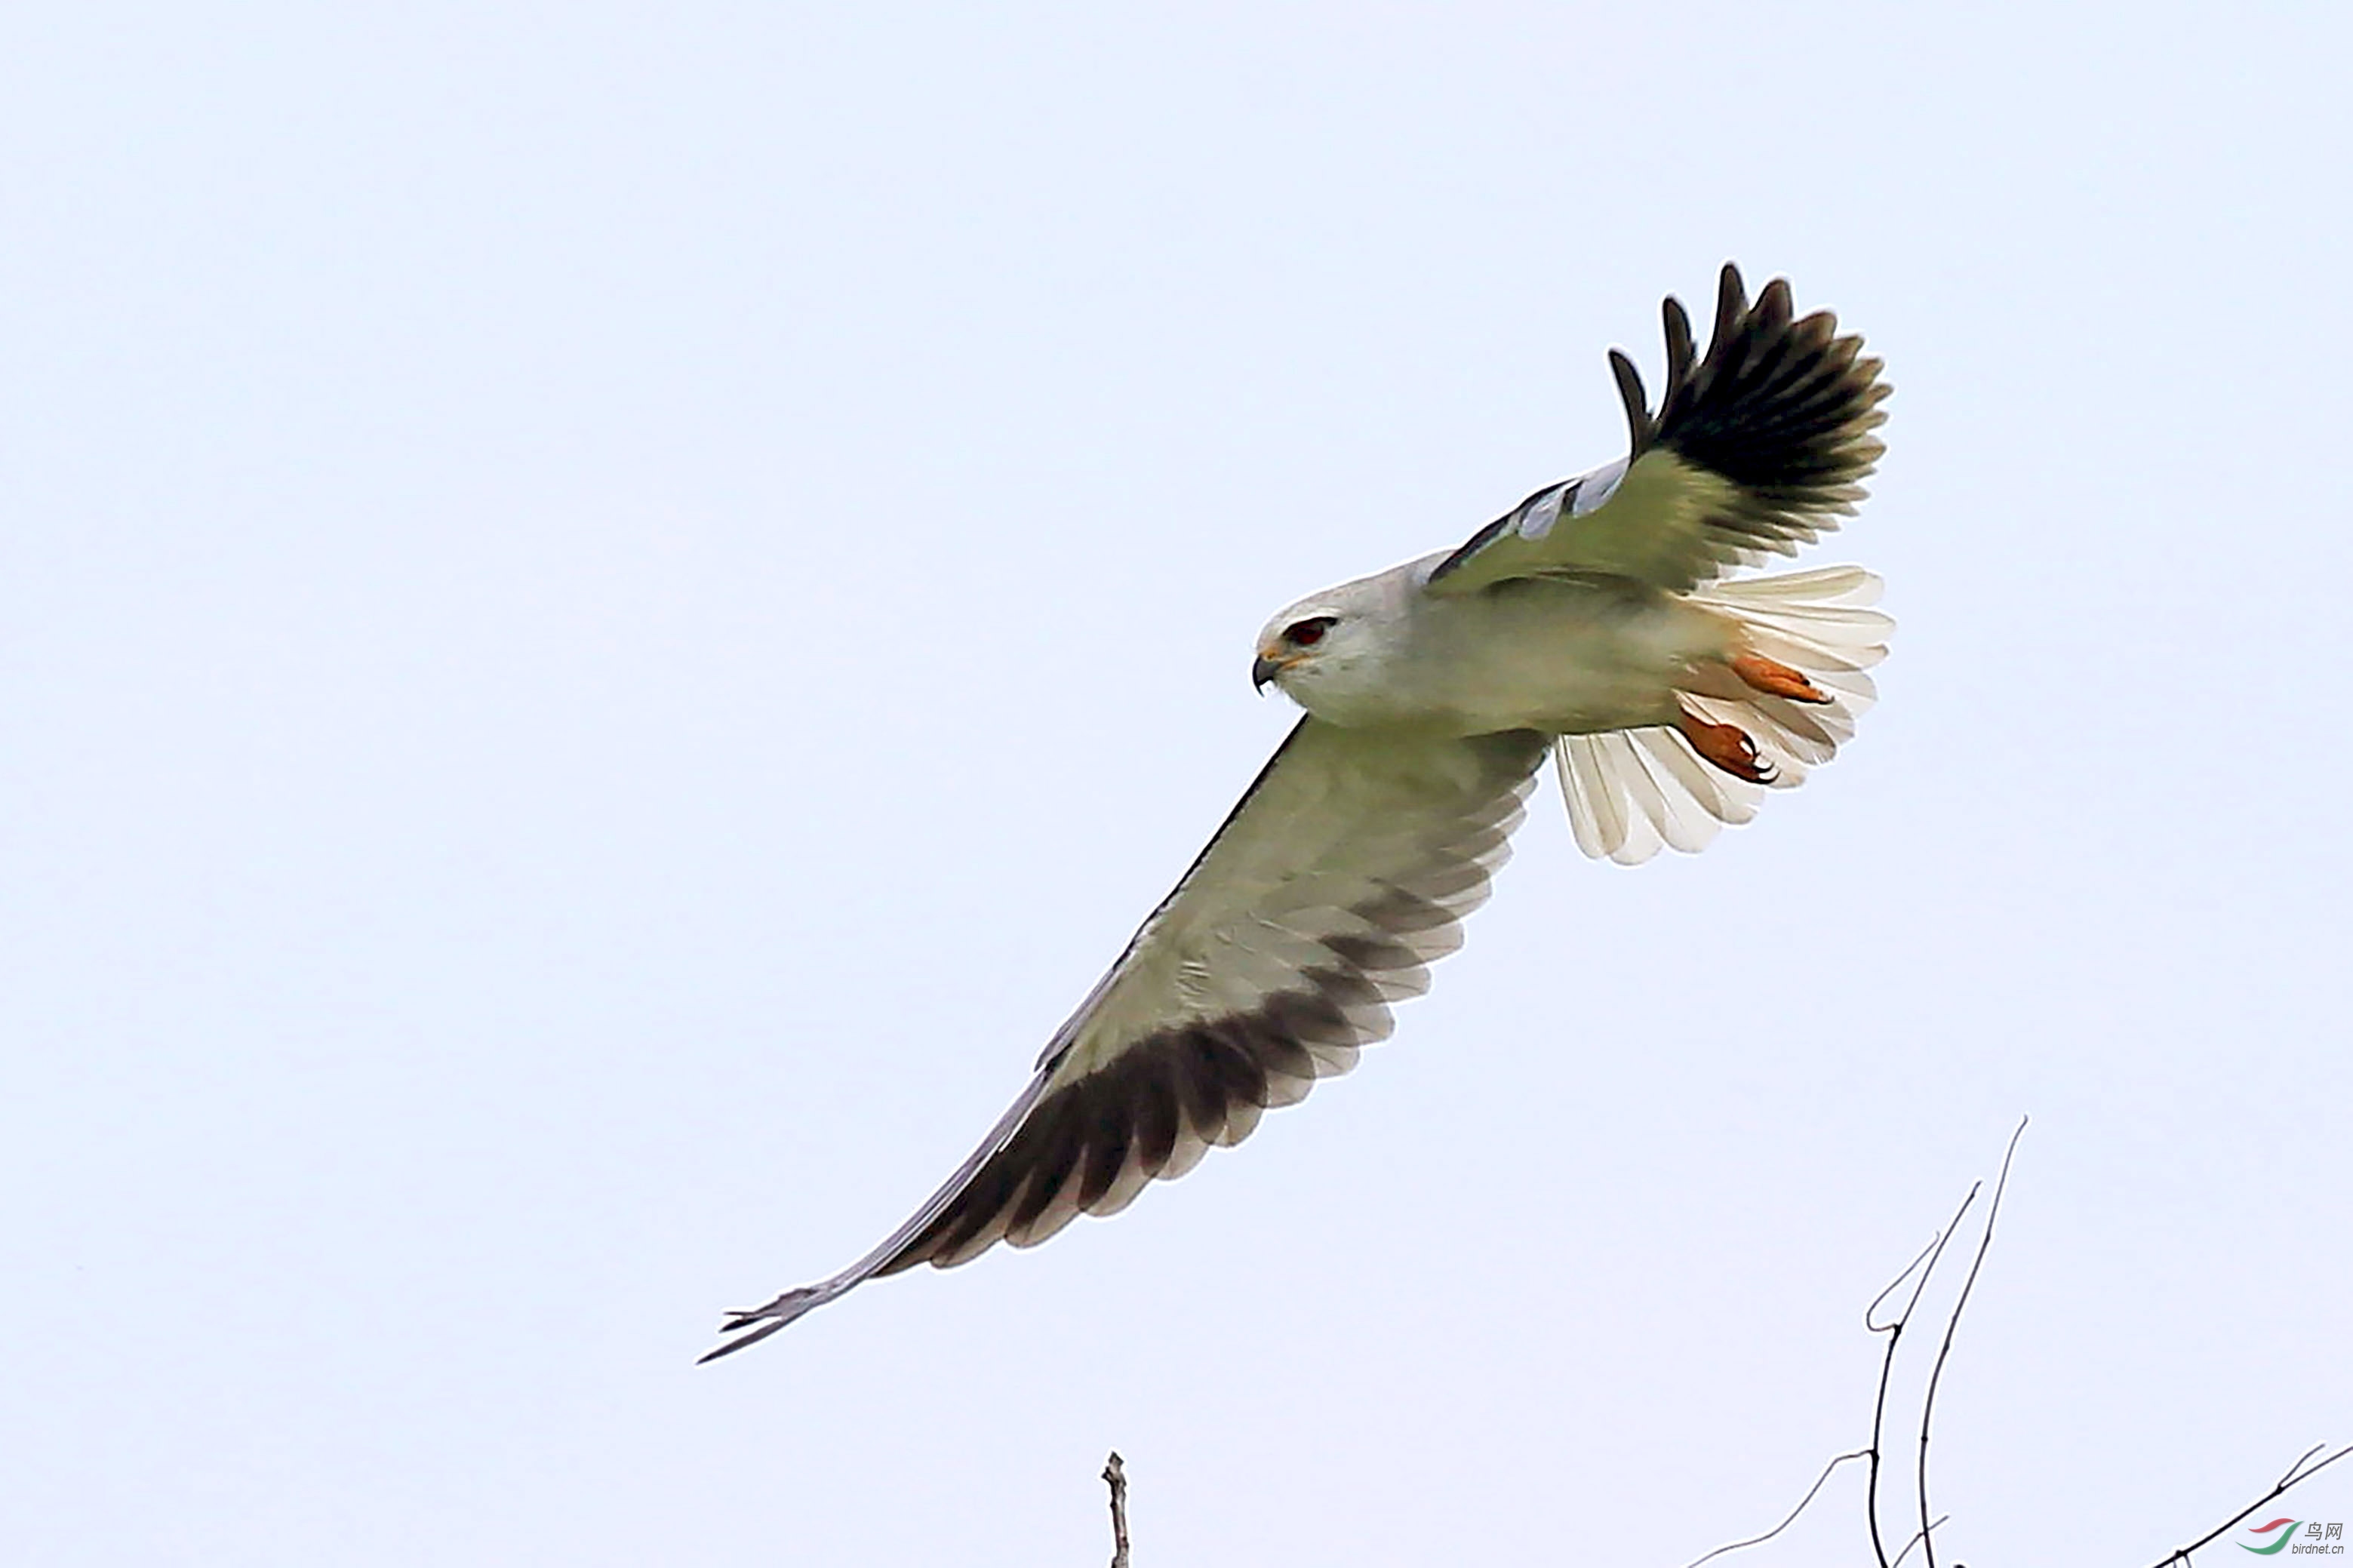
[1610,263,1890,559]
[701,723,1546,1360]
[1426,263,1890,595]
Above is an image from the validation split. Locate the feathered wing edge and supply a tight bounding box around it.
[700,725,1548,1360]
[1429,263,1891,595]
[1604,263,1892,579]
[1555,566,1893,865]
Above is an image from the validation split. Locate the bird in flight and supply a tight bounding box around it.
[703,264,1891,1360]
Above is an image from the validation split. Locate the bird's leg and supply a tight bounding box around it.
[1676,702,1776,784]
[1730,651,1831,705]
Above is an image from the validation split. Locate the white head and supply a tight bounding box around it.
[1249,576,1397,718]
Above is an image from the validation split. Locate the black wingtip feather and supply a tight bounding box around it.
[1608,349,1652,455]
[1641,263,1890,506]
[1662,296,1696,402]
[1713,263,1749,350]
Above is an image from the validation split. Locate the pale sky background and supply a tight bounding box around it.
[6,4,2349,1564]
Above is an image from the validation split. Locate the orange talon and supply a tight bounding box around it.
[1677,703,1776,784]
[1730,651,1830,705]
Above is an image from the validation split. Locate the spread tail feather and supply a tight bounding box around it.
[1556,567,1890,865]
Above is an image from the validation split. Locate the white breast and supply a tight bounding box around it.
[1386,578,1734,736]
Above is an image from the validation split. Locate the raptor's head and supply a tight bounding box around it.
[1250,610,1336,693]
[1250,578,1392,715]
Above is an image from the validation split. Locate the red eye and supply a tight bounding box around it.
[1286,618,1333,647]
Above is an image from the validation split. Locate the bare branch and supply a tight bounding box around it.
[1675,1127,2022,1568]
[1678,1450,1871,1568]
[1888,1514,1950,1568]
[2146,1440,2352,1567]
[1915,1116,2027,1568]
[1865,1231,1945,1334]
[1657,1118,2334,1568]
[1868,1181,1979,1568]
[1103,1450,1130,1568]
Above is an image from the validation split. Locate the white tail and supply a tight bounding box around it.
[1555,567,1892,865]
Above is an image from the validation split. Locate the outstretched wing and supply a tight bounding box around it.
[703,719,1547,1360]
[1425,263,1890,597]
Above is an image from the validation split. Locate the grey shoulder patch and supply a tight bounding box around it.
[1428,475,1584,584]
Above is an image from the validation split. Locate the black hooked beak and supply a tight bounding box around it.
[1251,653,1281,693]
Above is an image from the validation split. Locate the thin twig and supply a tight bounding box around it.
[1672,1146,1998,1568]
[1679,1450,1871,1568]
[1865,1232,1944,1334]
[1665,1121,2339,1568]
[1103,1450,1130,1568]
[1915,1117,2027,1568]
[1888,1513,1950,1568]
[2147,1440,2353,1567]
[1867,1183,1978,1568]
